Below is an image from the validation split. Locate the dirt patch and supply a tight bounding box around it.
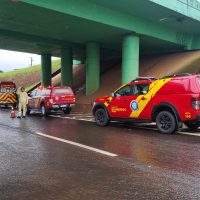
[0,71,40,88]
[76,51,200,105]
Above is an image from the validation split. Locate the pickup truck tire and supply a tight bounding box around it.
[41,104,48,116]
[95,108,109,126]
[26,107,31,115]
[156,111,176,134]
[63,108,71,114]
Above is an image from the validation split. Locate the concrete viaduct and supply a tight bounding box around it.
[1,0,200,94]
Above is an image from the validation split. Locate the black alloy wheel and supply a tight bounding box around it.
[156,111,177,134]
[63,108,71,114]
[41,104,48,116]
[95,108,109,126]
[26,108,31,115]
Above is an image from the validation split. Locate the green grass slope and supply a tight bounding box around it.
[0,59,61,90]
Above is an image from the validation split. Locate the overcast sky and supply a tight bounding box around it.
[0,50,58,72]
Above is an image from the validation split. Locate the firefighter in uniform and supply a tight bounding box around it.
[17,87,28,118]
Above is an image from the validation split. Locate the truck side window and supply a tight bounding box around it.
[42,89,51,96]
[133,84,149,95]
[31,90,37,97]
[115,86,132,96]
[1,88,6,93]
[36,89,42,96]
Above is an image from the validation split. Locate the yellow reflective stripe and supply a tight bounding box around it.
[0,93,6,100]
[0,92,16,102]
[6,98,13,103]
[1,93,9,100]
[10,97,17,102]
[9,93,16,98]
[104,97,113,107]
[104,84,128,107]
[130,78,172,118]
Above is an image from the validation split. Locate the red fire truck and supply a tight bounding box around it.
[0,81,17,107]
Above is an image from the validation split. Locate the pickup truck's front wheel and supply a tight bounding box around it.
[95,108,109,126]
[41,104,48,116]
[26,106,31,115]
[156,111,177,134]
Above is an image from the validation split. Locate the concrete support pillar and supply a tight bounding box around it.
[41,54,52,86]
[122,34,139,84]
[86,42,100,95]
[61,48,73,86]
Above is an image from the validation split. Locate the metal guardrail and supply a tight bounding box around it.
[177,0,200,11]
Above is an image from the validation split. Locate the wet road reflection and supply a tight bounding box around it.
[1,109,200,177]
[1,109,200,199]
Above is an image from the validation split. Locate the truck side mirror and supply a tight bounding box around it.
[111,93,116,97]
[28,93,31,97]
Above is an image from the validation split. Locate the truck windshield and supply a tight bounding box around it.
[54,88,73,95]
[0,87,14,92]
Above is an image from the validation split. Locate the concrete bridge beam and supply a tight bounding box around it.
[41,54,52,86]
[61,48,73,86]
[86,42,100,95]
[122,34,139,84]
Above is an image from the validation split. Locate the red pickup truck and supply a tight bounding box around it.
[92,74,200,134]
[27,86,75,116]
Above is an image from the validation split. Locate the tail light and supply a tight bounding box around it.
[192,97,200,110]
[49,99,53,104]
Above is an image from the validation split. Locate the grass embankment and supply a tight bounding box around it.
[0,59,61,90]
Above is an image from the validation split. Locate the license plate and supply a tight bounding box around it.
[60,105,67,108]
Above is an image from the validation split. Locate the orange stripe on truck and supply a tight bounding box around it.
[130,78,172,118]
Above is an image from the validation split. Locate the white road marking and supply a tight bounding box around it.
[178,131,200,137]
[49,114,95,122]
[50,114,200,136]
[70,114,93,117]
[35,132,118,157]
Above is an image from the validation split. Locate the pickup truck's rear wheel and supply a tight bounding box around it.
[184,121,200,130]
[156,111,177,134]
[63,108,71,114]
[26,107,31,115]
[95,108,109,126]
[41,104,48,116]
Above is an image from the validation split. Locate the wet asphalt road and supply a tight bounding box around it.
[0,109,200,200]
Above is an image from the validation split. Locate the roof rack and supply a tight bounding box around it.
[131,77,157,82]
[162,73,192,79]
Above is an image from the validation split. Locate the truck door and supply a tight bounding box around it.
[129,83,151,120]
[108,85,134,118]
[28,90,37,109]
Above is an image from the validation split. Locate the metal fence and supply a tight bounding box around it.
[177,0,200,11]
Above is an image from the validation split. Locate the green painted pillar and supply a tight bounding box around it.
[86,43,100,95]
[41,54,52,86]
[122,34,139,84]
[61,48,73,86]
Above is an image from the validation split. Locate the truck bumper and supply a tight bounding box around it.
[52,104,75,110]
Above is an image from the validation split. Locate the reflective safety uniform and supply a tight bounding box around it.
[17,89,28,117]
